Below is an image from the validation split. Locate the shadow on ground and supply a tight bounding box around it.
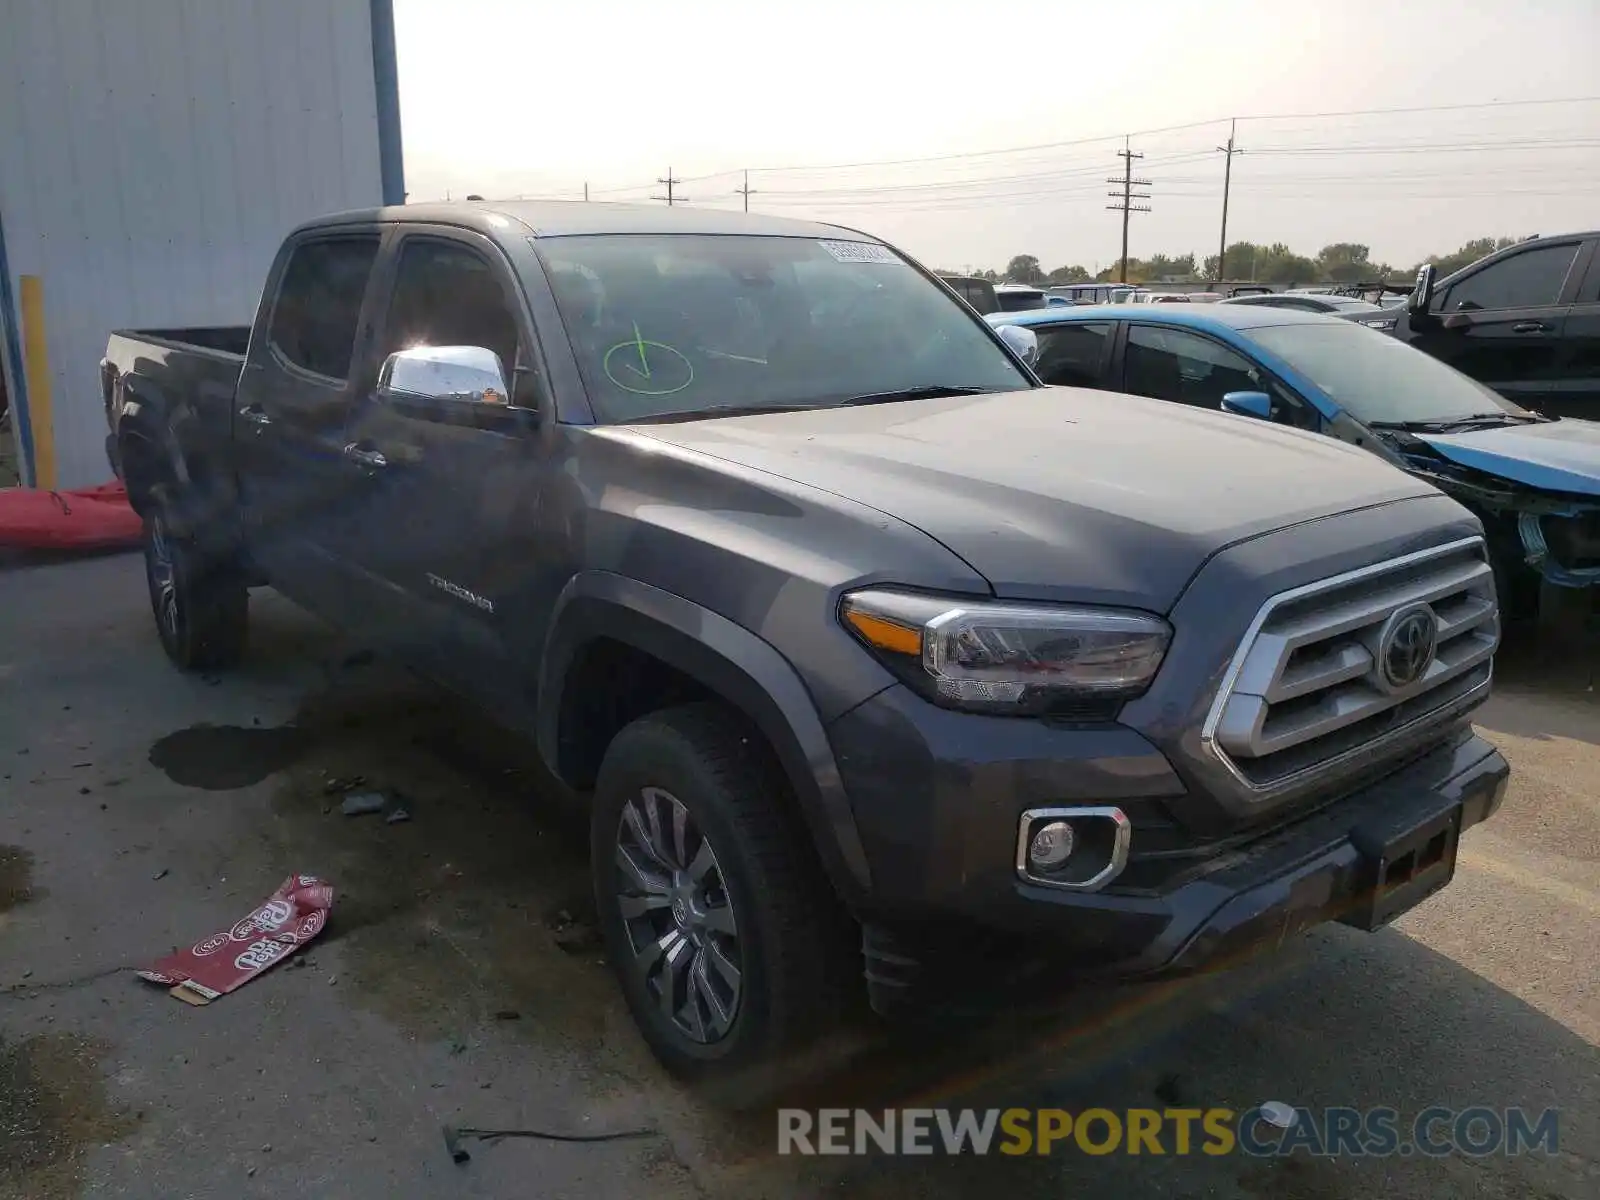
[130,622,1599,1200]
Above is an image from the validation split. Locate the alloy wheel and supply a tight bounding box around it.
[147,519,180,637]
[614,786,743,1043]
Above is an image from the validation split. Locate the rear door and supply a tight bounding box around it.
[1030,321,1115,388]
[1547,238,1600,419]
[1411,238,1583,412]
[335,226,551,700]
[234,229,383,616]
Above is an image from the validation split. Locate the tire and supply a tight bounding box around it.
[591,702,850,1084]
[142,507,248,671]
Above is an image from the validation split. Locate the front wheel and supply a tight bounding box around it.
[591,703,849,1084]
[143,509,248,671]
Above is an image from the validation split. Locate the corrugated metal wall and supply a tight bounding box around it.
[0,0,392,488]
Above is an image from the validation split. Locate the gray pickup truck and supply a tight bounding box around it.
[104,201,1508,1080]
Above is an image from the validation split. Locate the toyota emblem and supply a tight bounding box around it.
[1378,604,1439,690]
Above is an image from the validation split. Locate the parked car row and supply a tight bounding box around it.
[988,259,1600,616]
[108,201,1542,1083]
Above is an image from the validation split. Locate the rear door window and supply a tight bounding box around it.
[268,236,381,381]
[1033,322,1112,388]
[1442,243,1580,312]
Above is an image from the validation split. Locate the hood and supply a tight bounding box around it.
[625,388,1438,611]
[1416,419,1600,498]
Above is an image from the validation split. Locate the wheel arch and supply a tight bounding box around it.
[537,572,872,904]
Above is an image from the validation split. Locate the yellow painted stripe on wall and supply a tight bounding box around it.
[19,275,57,490]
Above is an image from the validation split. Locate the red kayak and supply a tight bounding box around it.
[0,480,144,551]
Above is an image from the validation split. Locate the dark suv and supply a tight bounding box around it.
[1396,231,1600,420]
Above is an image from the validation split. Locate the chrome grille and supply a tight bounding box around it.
[1202,537,1498,795]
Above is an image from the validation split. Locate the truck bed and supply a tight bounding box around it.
[102,326,252,509]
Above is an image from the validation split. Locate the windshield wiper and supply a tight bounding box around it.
[628,403,816,424]
[839,385,989,407]
[1369,413,1547,434]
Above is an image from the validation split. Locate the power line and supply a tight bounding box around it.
[666,95,1600,180]
[523,96,1600,211]
[1107,140,1151,284]
[1237,94,1600,123]
[650,169,686,206]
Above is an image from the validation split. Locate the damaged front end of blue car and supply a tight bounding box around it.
[1394,428,1600,619]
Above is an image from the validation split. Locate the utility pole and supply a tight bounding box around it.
[1105,139,1151,284]
[1216,119,1243,283]
[734,169,757,212]
[583,182,589,202]
[652,168,685,206]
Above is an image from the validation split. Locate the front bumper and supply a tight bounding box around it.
[828,686,1508,1010]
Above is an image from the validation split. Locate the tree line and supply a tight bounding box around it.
[944,236,1532,288]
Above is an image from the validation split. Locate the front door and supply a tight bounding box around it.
[1547,239,1600,420]
[1409,239,1583,412]
[234,230,382,623]
[336,229,548,702]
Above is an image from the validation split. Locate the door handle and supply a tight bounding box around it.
[1511,321,1550,333]
[342,443,388,469]
[238,404,272,426]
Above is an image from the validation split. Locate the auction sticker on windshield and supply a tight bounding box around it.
[818,240,899,265]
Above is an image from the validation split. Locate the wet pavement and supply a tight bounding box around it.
[0,552,1596,1199]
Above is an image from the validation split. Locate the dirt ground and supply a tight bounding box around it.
[0,552,1596,1199]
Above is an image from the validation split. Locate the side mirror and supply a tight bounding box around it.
[1408,264,1436,315]
[379,345,512,407]
[1221,390,1273,420]
[997,324,1039,368]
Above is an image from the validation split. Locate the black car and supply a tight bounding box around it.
[1393,231,1600,421]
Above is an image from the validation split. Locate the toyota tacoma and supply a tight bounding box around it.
[103,201,1509,1079]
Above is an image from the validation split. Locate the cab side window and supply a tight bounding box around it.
[268,236,381,381]
[1440,244,1579,312]
[1033,323,1111,388]
[378,238,526,400]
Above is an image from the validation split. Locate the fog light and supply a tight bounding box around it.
[1028,821,1076,869]
[1015,806,1132,892]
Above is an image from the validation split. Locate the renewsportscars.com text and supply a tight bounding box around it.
[777,1106,1560,1158]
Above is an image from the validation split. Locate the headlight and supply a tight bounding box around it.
[839,588,1171,715]
[1359,317,1398,331]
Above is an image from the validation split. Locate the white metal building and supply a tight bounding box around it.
[0,0,405,489]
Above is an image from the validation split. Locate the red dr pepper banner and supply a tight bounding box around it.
[138,875,335,1006]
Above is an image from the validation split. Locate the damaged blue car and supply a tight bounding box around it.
[987,304,1600,618]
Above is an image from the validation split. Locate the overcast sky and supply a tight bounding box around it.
[393,0,1599,273]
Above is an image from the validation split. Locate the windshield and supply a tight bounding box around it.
[537,234,1031,421]
[1323,296,1385,313]
[997,289,1048,311]
[1247,320,1525,425]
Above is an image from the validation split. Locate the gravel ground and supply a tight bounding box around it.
[1,551,1595,1199]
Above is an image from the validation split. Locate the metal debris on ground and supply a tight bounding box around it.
[322,774,367,796]
[547,907,602,954]
[442,1122,658,1165]
[384,805,411,824]
[339,792,386,817]
[135,874,335,1006]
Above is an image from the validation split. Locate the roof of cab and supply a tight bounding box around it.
[990,302,1352,331]
[297,199,872,242]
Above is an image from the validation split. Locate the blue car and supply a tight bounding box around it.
[987,304,1600,617]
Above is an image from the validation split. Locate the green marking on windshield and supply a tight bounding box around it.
[632,321,651,380]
